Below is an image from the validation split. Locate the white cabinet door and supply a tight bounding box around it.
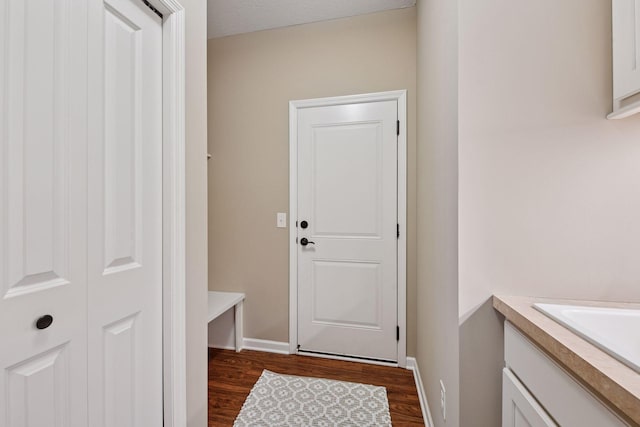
[0,2,89,425]
[504,322,629,427]
[502,368,557,427]
[297,100,398,362]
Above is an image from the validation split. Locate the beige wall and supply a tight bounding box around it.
[415,0,460,426]
[459,0,640,425]
[207,8,418,354]
[184,0,208,425]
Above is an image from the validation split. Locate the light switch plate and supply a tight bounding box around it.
[277,212,287,228]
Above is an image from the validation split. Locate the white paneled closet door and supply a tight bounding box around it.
[0,1,89,426]
[88,0,163,426]
[0,0,164,425]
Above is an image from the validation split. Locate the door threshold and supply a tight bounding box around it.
[297,349,398,368]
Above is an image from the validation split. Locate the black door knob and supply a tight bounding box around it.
[300,237,315,246]
[35,315,53,330]
[300,220,308,229]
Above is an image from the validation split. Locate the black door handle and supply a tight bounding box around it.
[300,237,315,246]
[35,315,53,330]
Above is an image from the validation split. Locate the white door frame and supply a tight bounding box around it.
[143,1,187,425]
[288,90,407,368]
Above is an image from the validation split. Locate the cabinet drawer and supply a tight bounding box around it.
[504,321,627,427]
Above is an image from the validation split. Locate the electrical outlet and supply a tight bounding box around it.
[276,212,287,228]
[440,379,446,421]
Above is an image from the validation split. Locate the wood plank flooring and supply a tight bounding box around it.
[208,349,424,426]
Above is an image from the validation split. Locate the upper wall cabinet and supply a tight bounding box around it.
[609,0,640,119]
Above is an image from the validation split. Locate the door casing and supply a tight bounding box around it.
[288,90,407,368]
[125,1,186,425]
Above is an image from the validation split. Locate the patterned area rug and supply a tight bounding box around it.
[234,370,392,426]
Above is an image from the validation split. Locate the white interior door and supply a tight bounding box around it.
[0,1,89,425]
[88,0,163,425]
[297,99,398,362]
[0,0,163,425]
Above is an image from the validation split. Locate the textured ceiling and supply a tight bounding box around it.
[207,0,416,39]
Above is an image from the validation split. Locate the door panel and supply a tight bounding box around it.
[103,3,143,274]
[312,123,383,238]
[6,345,70,427]
[297,100,398,361]
[0,0,89,425]
[2,0,72,298]
[103,314,138,427]
[312,260,382,327]
[88,0,163,424]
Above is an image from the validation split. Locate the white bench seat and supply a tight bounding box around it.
[208,291,245,351]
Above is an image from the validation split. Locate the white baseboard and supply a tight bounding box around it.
[406,357,434,427]
[242,338,290,354]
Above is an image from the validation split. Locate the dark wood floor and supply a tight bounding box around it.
[208,348,424,426]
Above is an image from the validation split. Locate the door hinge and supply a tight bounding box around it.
[296,220,298,227]
[396,120,400,136]
[396,326,400,341]
[397,223,400,239]
[142,0,163,18]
